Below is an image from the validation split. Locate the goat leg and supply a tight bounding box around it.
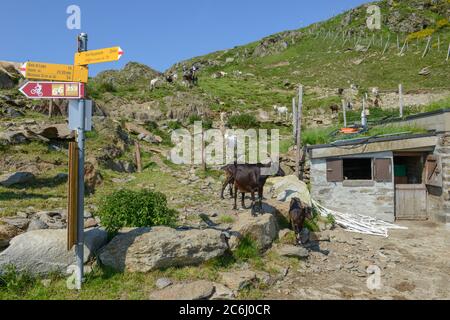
[233,185,238,211]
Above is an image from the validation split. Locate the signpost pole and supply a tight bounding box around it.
[399,83,404,118]
[342,99,347,128]
[295,85,303,179]
[75,33,88,290]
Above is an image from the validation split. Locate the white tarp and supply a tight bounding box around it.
[312,199,408,237]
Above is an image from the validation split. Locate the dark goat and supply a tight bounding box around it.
[231,163,285,214]
[289,197,313,245]
[220,164,236,199]
[329,104,339,114]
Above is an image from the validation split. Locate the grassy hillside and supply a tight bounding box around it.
[85,0,449,121]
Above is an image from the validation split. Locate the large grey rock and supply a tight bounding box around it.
[220,270,257,291]
[275,244,309,259]
[0,131,28,145]
[0,217,30,230]
[155,278,173,289]
[149,280,215,300]
[0,228,108,275]
[0,224,22,249]
[0,172,35,187]
[210,282,235,300]
[99,227,228,272]
[229,213,278,250]
[27,219,49,231]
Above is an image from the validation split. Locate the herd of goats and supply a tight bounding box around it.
[146,65,385,244]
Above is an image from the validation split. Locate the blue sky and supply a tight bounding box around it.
[0,0,369,75]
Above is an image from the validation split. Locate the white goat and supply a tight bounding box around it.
[273,105,289,121]
[150,78,160,90]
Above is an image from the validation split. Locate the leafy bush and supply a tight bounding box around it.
[233,236,260,261]
[167,121,182,130]
[0,265,36,295]
[188,115,213,129]
[98,189,178,233]
[227,114,259,129]
[188,114,202,124]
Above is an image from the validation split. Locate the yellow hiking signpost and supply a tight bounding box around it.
[19,62,88,83]
[74,46,123,65]
[18,33,123,290]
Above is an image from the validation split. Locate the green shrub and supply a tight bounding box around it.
[0,265,36,295]
[188,114,202,124]
[98,189,178,233]
[202,118,213,130]
[233,236,260,261]
[167,121,182,130]
[227,114,259,129]
[188,115,213,130]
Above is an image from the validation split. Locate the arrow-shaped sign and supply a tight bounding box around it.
[19,81,85,99]
[20,62,88,83]
[74,46,124,66]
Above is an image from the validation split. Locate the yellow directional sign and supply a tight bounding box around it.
[20,62,88,83]
[74,46,123,66]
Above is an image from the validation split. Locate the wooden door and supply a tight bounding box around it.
[395,184,428,220]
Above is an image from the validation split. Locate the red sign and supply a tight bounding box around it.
[19,81,85,99]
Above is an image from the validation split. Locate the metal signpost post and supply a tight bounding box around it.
[75,33,88,290]
[18,32,123,290]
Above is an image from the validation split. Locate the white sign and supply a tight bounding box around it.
[68,100,92,131]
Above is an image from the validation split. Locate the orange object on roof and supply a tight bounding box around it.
[340,127,359,134]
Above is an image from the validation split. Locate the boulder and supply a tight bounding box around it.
[268,175,312,206]
[103,159,136,173]
[149,280,215,300]
[0,228,108,275]
[210,282,235,300]
[155,278,173,289]
[275,244,309,259]
[84,162,103,195]
[0,172,35,187]
[229,213,278,250]
[0,224,22,249]
[0,131,28,145]
[99,227,228,272]
[220,270,257,291]
[27,219,49,231]
[0,217,30,230]
[34,124,72,140]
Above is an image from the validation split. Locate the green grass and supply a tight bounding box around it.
[218,215,235,224]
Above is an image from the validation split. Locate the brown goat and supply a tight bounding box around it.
[289,197,313,245]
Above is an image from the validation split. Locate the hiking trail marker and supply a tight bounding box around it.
[19,81,85,99]
[74,46,123,65]
[18,32,123,290]
[19,62,88,83]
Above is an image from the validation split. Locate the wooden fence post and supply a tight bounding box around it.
[135,141,142,173]
[446,43,450,62]
[292,97,297,143]
[342,99,347,128]
[422,36,432,58]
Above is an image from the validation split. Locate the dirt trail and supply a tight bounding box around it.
[172,169,450,300]
[266,221,450,300]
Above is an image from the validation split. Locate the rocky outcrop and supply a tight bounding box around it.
[0,228,108,275]
[219,270,257,291]
[228,213,278,250]
[268,175,312,206]
[0,61,20,89]
[0,172,35,187]
[0,224,23,250]
[99,227,228,272]
[149,280,215,300]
